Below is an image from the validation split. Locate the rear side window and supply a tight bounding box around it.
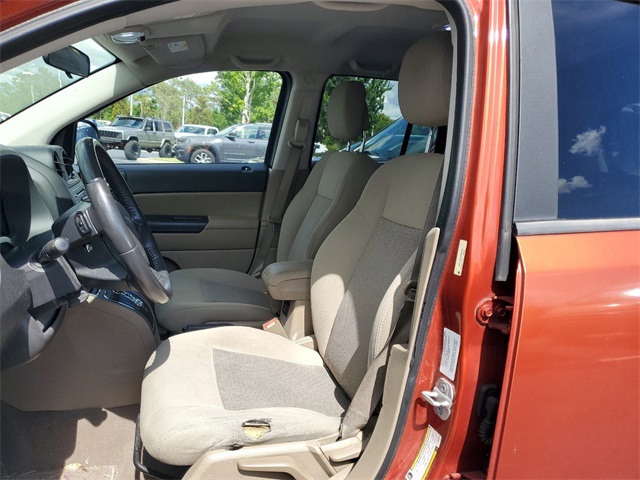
[163,121,172,132]
[312,76,438,165]
[553,0,639,219]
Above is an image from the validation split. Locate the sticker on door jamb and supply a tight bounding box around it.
[453,239,467,276]
[405,425,442,480]
[439,328,461,381]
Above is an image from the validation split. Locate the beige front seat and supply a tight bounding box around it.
[140,35,452,466]
[155,81,378,333]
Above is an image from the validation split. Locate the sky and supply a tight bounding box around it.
[183,72,217,85]
[383,82,402,120]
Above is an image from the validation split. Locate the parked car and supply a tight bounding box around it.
[315,117,436,164]
[175,123,219,139]
[174,122,271,163]
[98,116,175,160]
[356,117,435,161]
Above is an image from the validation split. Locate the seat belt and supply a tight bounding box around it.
[340,163,443,439]
[249,118,309,276]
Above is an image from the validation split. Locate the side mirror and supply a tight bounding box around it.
[43,46,90,78]
[226,133,236,141]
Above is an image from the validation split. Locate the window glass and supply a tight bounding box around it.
[553,0,639,219]
[312,76,437,164]
[238,125,259,139]
[95,71,282,164]
[0,39,115,120]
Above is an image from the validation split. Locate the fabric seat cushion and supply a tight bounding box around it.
[140,326,349,466]
[155,269,280,333]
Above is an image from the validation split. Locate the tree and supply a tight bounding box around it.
[215,71,282,128]
[317,76,393,151]
[95,78,219,128]
[0,66,74,115]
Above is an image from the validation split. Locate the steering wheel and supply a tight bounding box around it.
[75,138,172,304]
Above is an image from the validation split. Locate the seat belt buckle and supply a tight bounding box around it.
[263,317,288,338]
[267,215,282,232]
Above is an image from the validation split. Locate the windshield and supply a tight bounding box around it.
[0,39,115,119]
[179,126,206,134]
[112,117,144,128]
[353,117,434,161]
[218,125,237,136]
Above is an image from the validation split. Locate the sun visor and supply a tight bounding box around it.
[140,35,205,68]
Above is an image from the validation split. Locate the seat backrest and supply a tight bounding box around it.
[276,81,378,262]
[310,35,453,398]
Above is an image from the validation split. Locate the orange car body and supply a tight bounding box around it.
[386,0,639,478]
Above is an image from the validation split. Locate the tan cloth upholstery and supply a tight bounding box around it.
[276,151,378,261]
[399,35,453,126]
[155,268,280,332]
[311,153,443,397]
[140,36,453,465]
[156,83,377,333]
[327,81,369,140]
[140,327,348,466]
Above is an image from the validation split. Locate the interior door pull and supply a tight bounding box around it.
[241,166,253,173]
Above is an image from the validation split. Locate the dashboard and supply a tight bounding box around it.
[0,145,88,369]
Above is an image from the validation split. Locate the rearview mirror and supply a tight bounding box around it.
[43,46,90,78]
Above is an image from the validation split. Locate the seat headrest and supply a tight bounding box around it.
[399,35,453,127]
[327,81,370,141]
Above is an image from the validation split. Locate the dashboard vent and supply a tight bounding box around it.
[53,152,74,180]
[53,152,66,179]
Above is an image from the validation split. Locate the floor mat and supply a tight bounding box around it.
[1,403,141,479]
[4,464,118,480]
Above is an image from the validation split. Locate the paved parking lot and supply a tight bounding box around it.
[108,149,184,165]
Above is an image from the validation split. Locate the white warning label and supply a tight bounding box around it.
[439,327,461,381]
[453,239,467,276]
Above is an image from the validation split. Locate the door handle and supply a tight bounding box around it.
[241,166,253,173]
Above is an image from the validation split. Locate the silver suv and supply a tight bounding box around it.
[99,116,175,160]
[174,123,271,163]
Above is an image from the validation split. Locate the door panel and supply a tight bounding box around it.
[119,163,268,272]
[491,231,640,478]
